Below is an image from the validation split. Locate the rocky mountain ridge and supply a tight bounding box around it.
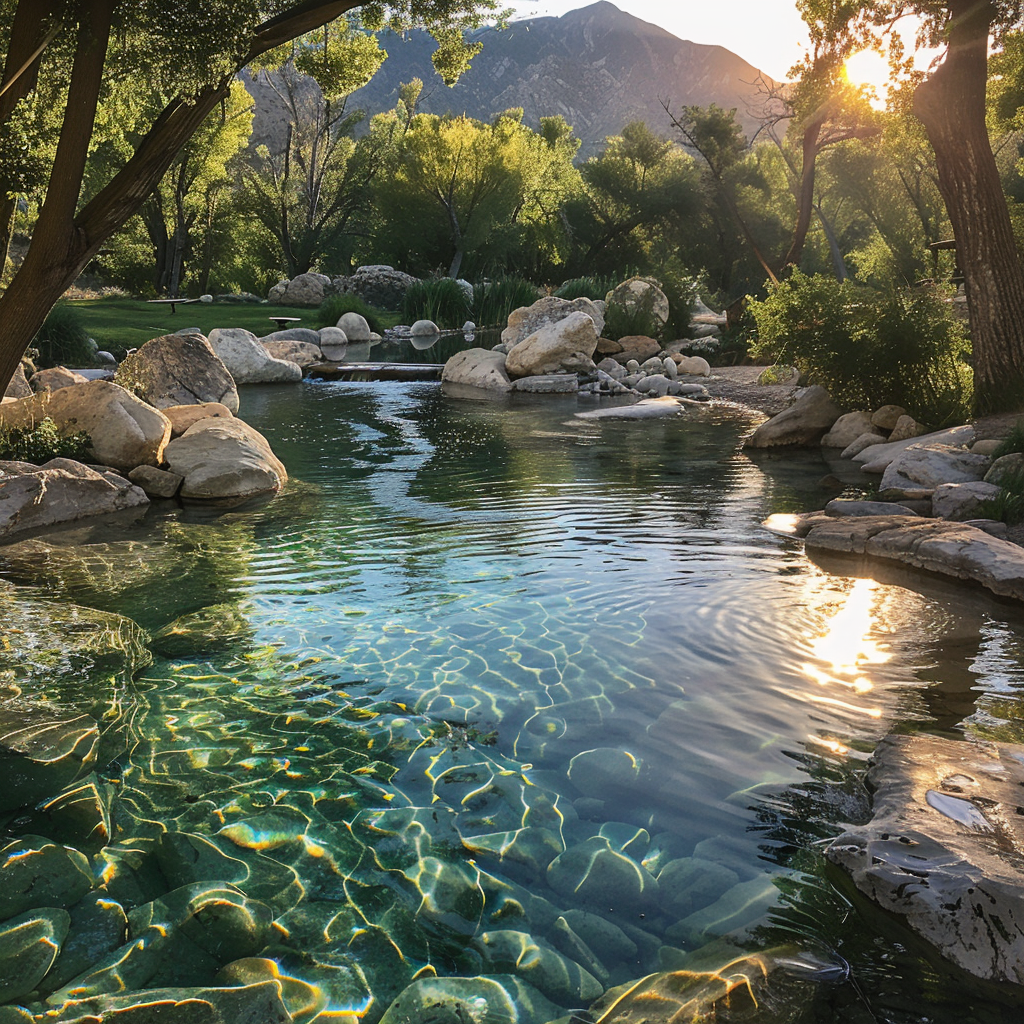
[246,1,777,158]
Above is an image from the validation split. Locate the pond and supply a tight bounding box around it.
[4,380,1024,1022]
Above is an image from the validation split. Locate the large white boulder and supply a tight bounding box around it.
[853,424,976,472]
[207,328,302,384]
[115,333,239,413]
[745,386,842,448]
[821,411,882,448]
[261,340,323,368]
[879,443,991,492]
[505,312,599,378]
[605,277,670,325]
[336,312,371,342]
[0,381,171,472]
[502,297,605,349]
[268,272,330,307]
[0,458,149,540]
[441,349,512,392]
[932,481,1002,520]
[162,418,288,501]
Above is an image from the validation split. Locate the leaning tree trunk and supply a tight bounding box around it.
[914,0,1024,415]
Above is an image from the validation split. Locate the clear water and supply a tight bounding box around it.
[8,380,1024,1021]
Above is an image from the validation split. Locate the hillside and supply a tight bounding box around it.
[246,1,777,158]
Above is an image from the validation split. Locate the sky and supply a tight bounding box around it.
[503,0,813,80]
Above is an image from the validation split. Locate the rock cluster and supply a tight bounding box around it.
[327,265,419,310]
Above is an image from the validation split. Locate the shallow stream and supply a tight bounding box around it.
[5,381,1024,1021]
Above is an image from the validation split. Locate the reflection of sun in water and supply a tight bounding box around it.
[802,578,890,735]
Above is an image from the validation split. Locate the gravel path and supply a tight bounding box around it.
[702,365,801,417]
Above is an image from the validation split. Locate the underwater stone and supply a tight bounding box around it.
[42,981,291,1023]
[474,928,603,1005]
[0,707,99,813]
[0,907,70,1002]
[34,773,114,850]
[546,837,658,910]
[216,958,328,1023]
[379,974,562,1024]
[656,857,741,918]
[39,895,128,994]
[567,747,642,798]
[665,875,781,946]
[0,836,93,921]
[597,822,650,859]
[462,826,564,882]
[402,856,483,937]
[155,832,251,890]
[560,909,638,967]
[152,603,254,657]
[550,915,610,984]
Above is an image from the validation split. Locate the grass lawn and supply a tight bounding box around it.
[68,298,334,353]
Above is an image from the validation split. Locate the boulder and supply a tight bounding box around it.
[611,335,661,364]
[931,481,1001,520]
[4,364,31,400]
[745,386,843,448]
[840,432,888,459]
[410,319,440,336]
[163,401,234,439]
[824,499,919,517]
[505,312,598,378]
[115,333,239,413]
[513,374,578,393]
[0,458,149,539]
[801,515,1024,601]
[336,312,371,342]
[329,265,419,309]
[29,367,89,393]
[207,328,303,384]
[441,349,513,392]
[821,411,881,448]
[0,908,71,1002]
[261,340,323,368]
[259,327,321,346]
[972,438,1004,456]
[854,424,976,471]
[0,836,94,920]
[676,355,712,377]
[879,443,991,492]
[826,734,1024,984]
[268,272,330,307]
[162,417,288,501]
[547,836,658,908]
[605,277,670,325]
[871,404,907,430]
[0,381,171,472]
[502,296,605,349]
[128,465,183,499]
[888,414,924,442]
[985,451,1024,485]
[318,326,348,362]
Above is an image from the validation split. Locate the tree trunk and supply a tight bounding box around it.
[0,0,359,395]
[914,0,1024,414]
[781,118,824,272]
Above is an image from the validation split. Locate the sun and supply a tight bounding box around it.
[843,48,891,105]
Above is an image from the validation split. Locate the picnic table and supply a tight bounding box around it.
[268,316,302,331]
[147,297,199,315]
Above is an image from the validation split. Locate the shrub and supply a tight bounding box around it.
[993,420,1024,459]
[603,283,666,342]
[401,279,471,329]
[471,276,540,327]
[554,275,618,301]
[32,302,97,368]
[316,293,388,334]
[748,271,971,426]
[0,417,91,464]
[975,465,1024,525]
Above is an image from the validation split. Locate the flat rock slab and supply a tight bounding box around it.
[575,397,688,421]
[826,734,1024,984]
[513,374,578,393]
[799,515,1024,601]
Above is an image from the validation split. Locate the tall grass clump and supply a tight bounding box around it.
[993,420,1024,459]
[603,284,666,342]
[401,279,471,329]
[32,302,97,368]
[316,293,388,334]
[554,275,618,301]
[975,464,1024,525]
[748,271,972,426]
[472,276,539,327]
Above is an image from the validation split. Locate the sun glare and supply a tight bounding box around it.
[843,49,891,104]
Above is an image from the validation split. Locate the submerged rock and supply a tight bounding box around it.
[0,835,93,919]
[0,908,70,1002]
[827,734,1024,985]
[379,974,561,1024]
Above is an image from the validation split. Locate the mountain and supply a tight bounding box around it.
[247,2,776,158]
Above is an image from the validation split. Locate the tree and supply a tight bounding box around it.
[0,0,500,394]
[837,0,1024,414]
[371,109,581,278]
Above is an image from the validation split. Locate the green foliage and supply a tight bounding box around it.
[316,293,388,333]
[0,418,91,465]
[975,465,1024,525]
[603,284,666,342]
[757,365,797,385]
[748,271,972,425]
[554,275,619,300]
[32,302,96,368]
[994,420,1024,458]
[471,276,540,327]
[401,279,471,328]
